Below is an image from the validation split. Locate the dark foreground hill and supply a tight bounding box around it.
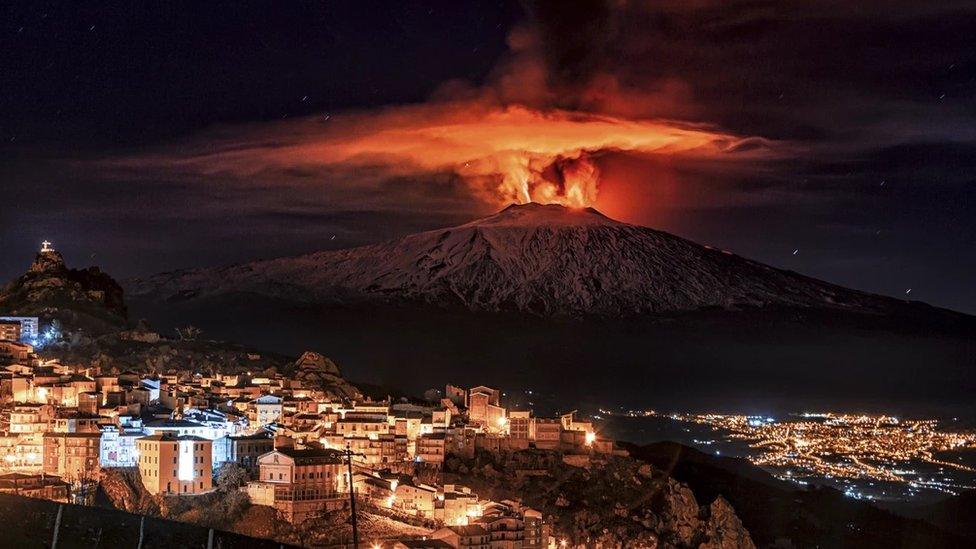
[908,489,976,541]
[0,493,292,548]
[623,441,968,548]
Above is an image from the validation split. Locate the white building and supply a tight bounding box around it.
[99,425,146,467]
[252,395,283,426]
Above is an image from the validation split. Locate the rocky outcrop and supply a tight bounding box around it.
[293,351,362,400]
[98,467,160,515]
[443,449,755,548]
[700,496,755,549]
[0,249,127,335]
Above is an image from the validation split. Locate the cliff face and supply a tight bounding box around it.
[0,249,127,335]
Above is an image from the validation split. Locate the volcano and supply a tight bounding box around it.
[128,203,942,319]
[127,203,974,414]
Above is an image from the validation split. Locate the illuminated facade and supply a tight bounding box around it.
[0,321,21,342]
[136,433,213,495]
[0,317,39,343]
[42,432,101,482]
[247,447,345,523]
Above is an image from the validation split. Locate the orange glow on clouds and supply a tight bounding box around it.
[120,100,779,208]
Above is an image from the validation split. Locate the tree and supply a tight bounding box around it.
[214,463,250,492]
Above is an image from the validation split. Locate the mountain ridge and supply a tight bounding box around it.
[128,203,964,321]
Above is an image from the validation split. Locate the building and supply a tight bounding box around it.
[440,484,482,526]
[480,514,524,548]
[522,508,545,549]
[251,395,283,426]
[136,433,213,495]
[394,480,438,517]
[0,316,39,342]
[467,387,506,431]
[247,447,344,523]
[0,472,69,501]
[0,321,22,342]
[42,432,101,483]
[214,431,274,473]
[445,385,467,408]
[533,419,561,450]
[0,341,32,364]
[430,524,491,549]
[417,432,446,465]
[99,425,145,468]
[508,411,534,442]
[475,501,544,549]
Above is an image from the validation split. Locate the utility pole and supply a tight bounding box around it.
[345,443,359,548]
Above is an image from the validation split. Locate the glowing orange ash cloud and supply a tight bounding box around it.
[124,101,776,209]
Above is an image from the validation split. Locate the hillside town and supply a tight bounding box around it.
[0,242,762,548]
[0,319,621,548]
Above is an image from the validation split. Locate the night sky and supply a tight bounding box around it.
[2,1,975,313]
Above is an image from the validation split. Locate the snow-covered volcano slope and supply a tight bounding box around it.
[127,203,927,317]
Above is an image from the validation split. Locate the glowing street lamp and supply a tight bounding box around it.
[585,431,596,446]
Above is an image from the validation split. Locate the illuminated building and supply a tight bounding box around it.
[467,386,506,431]
[508,410,535,446]
[417,432,446,465]
[247,447,344,523]
[429,524,491,549]
[445,384,467,408]
[0,316,39,342]
[213,431,274,473]
[251,395,283,426]
[99,425,145,468]
[439,484,482,526]
[532,418,561,450]
[0,321,21,342]
[0,472,69,501]
[395,480,438,517]
[336,415,389,438]
[43,432,101,483]
[136,433,213,495]
[522,508,546,549]
[9,404,51,434]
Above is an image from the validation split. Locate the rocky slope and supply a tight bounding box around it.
[0,247,127,334]
[444,448,755,548]
[128,203,952,319]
